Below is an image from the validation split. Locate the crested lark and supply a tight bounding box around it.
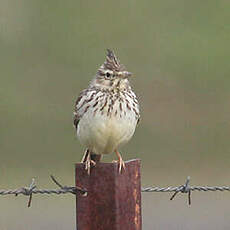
[74,49,140,174]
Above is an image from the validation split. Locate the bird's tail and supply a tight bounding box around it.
[90,153,102,163]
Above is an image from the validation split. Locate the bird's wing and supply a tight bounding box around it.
[130,90,140,125]
[73,89,87,130]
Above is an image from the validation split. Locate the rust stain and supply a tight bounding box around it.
[133,185,140,227]
[132,162,141,228]
[135,203,140,226]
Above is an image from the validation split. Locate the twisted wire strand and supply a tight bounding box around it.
[0,188,77,196]
[141,186,230,192]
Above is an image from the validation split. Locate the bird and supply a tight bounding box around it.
[73,49,140,174]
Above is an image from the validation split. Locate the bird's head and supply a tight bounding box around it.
[92,49,132,90]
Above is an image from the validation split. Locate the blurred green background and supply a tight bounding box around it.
[1,0,230,229]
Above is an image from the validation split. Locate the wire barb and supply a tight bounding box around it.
[170,176,191,205]
[15,178,36,207]
[50,175,87,196]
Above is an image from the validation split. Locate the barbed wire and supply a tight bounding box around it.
[1,176,229,207]
[0,175,87,207]
[142,176,230,205]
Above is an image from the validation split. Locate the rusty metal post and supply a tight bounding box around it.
[75,159,142,230]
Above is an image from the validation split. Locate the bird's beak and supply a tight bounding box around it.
[117,71,132,78]
[124,71,132,78]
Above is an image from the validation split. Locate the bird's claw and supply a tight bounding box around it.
[85,157,96,175]
[112,159,126,173]
[118,159,125,173]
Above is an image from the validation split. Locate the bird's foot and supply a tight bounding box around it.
[85,154,96,175]
[114,150,126,173]
[81,149,96,175]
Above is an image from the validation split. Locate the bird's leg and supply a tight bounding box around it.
[114,150,126,173]
[81,149,96,175]
[81,149,90,163]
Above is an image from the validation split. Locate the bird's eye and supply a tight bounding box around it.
[104,71,114,78]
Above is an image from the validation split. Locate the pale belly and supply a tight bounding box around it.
[77,110,137,155]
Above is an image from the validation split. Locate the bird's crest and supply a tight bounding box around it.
[99,49,126,72]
